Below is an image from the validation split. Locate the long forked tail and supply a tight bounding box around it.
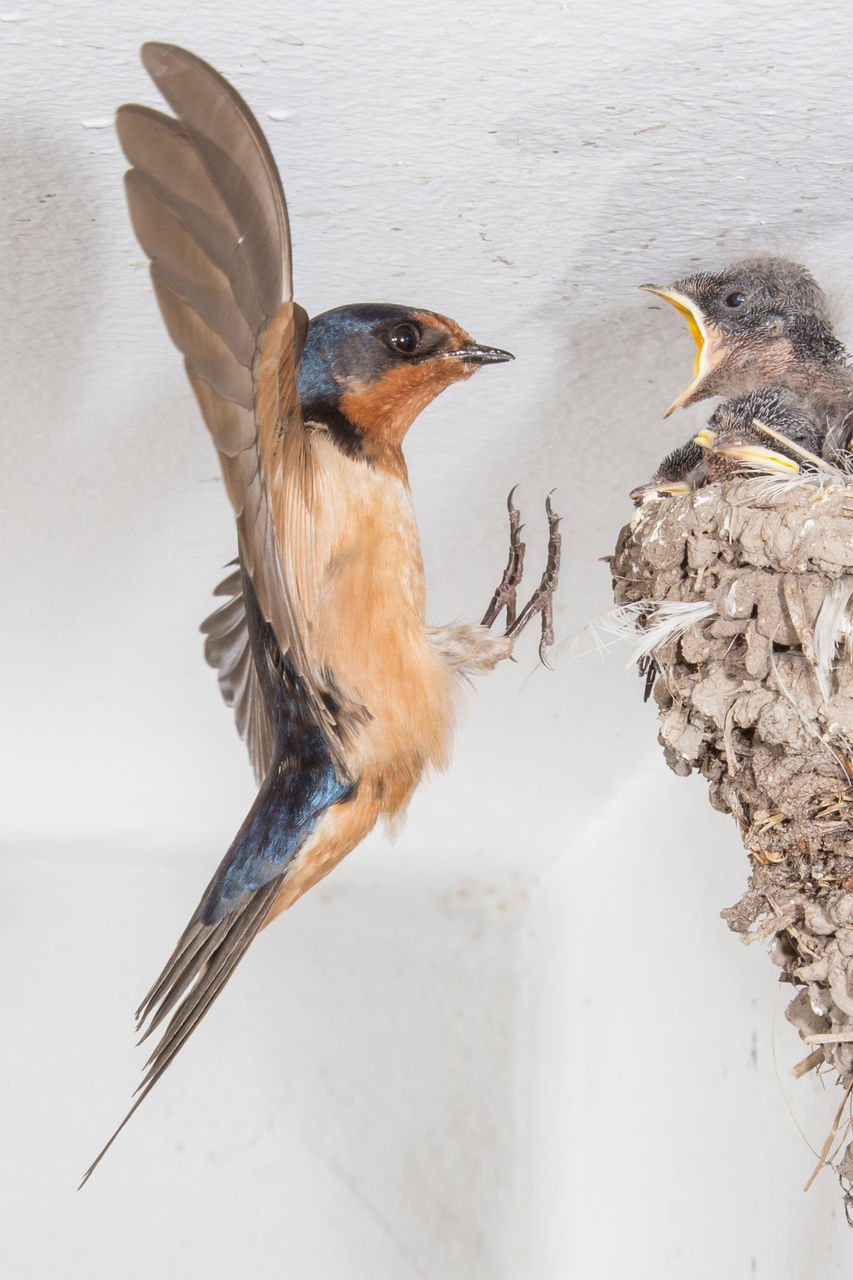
[79,877,282,1188]
[80,709,351,1189]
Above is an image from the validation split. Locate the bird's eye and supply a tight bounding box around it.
[388,323,420,355]
[724,291,746,308]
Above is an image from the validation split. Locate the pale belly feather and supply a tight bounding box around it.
[296,435,457,782]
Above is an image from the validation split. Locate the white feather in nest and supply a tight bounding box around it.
[569,599,717,668]
[814,577,853,707]
[745,468,834,502]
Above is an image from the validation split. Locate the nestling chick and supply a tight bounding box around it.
[630,438,705,503]
[631,386,824,501]
[643,258,853,455]
[695,386,825,481]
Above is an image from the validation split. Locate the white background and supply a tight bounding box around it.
[3,1,853,1274]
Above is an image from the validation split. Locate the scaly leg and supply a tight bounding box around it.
[483,491,561,664]
[481,487,526,631]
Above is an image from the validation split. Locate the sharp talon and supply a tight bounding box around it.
[481,486,527,629]
[505,494,562,665]
[480,490,561,664]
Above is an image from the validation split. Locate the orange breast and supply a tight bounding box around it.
[293,433,457,788]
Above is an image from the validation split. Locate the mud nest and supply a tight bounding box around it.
[611,475,853,1213]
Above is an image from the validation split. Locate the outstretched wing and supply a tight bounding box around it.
[116,42,352,775]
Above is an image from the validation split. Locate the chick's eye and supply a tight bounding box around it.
[388,324,420,354]
[724,291,746,308]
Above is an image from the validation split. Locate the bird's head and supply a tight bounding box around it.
[642,258,843,417]
[629,438,706,503]
[693,387,818,480]
[297,304,513,462]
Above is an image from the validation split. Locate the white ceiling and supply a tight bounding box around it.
[3,1,853,1274]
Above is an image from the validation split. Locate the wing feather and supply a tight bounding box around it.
[118,43,355,774]
[124,170,257,364]
[200,593,245,643]
[183,374,256,457]
[213,565,242,597]
[230,652,256,734]
[139,41,289,318]
[151,273,255,407]
[116,106,265,331]
[201,565,275,781]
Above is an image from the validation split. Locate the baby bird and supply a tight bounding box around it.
[630,438,705,502]
[82,43,559,1183]
[631,386,823,502]
[644,257,853,456]
[695,386,824,481]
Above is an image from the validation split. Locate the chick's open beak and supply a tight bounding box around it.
[642,285,725,417]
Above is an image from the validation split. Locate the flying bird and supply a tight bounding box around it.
[642,257,853,456]
[82,43,559,1183]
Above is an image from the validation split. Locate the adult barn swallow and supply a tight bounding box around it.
[643,258,853,453]
[81,43,559,1183]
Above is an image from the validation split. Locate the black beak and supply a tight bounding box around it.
[449,343,514,365]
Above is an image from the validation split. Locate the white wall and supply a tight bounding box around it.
[3,1,852,1274]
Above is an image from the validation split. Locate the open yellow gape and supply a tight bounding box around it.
[643,286,723,416]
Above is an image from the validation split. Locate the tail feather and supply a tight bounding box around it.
[138,886,277,1085]
[79,878,281,1188]
[135,915,229,1031]
[136,919,231,1043]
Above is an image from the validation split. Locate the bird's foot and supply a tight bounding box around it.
[482,490,561,664]
[481,487,525,632]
